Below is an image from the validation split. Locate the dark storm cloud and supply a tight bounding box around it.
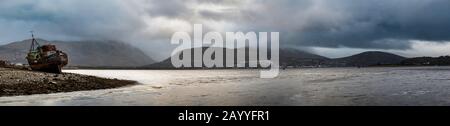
[145,0,189,17]
[1,0,450,59]
[236,0,450,49]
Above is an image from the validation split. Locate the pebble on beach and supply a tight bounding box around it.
[0,67,137,97]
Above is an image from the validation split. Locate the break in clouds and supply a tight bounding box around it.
[1,0,450,59]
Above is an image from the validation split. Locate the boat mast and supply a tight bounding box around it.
[29,31,40,52]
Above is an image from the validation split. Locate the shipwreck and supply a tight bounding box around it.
[26,33,68,73]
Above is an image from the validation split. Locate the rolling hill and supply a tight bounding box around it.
[143,47,330,68]
[328,51,407,67]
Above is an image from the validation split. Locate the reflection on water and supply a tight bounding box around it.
[1,67,450,106]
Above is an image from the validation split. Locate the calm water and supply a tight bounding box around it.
[1,67,450,106]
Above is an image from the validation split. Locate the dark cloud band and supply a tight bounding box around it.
[1,0,450,58]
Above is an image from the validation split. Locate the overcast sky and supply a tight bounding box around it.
[1,0,450,60]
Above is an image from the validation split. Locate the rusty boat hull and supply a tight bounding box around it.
[26,38,69,74]
[28,51,68,73]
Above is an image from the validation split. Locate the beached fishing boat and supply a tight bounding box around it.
[26,33,68,73]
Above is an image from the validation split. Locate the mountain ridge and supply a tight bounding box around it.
[144,47,414,68]
[0,39,155,67]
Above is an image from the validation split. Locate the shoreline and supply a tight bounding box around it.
[63,65,450,70]
[2,66,448,97]
[0,67,137,97]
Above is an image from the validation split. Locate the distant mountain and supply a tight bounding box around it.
[143,47,329,68]
[401,56,450,66]
[144,47,235,69]
[280,48,330,67]
[328,51,407,67]
[0,39,155,67]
